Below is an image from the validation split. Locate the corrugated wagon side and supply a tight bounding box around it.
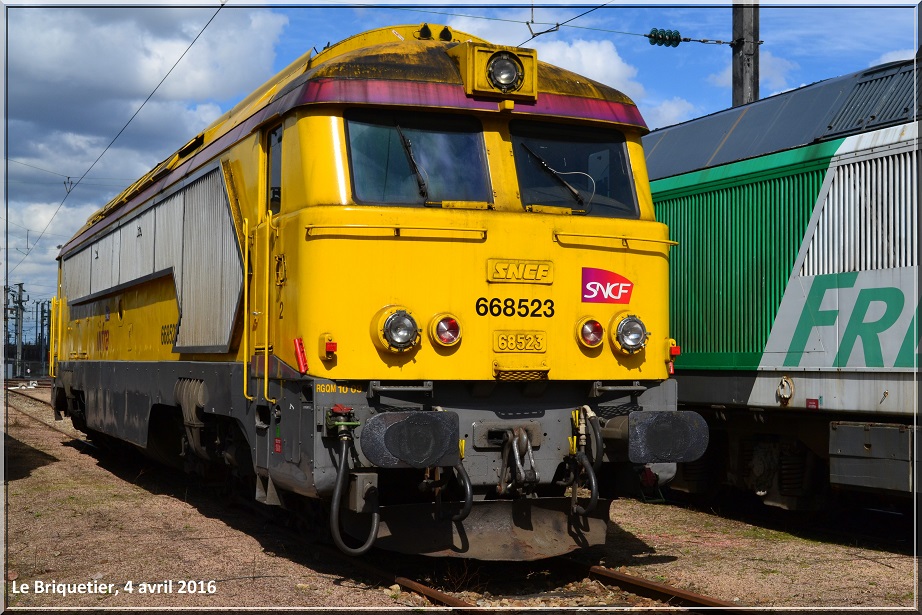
[645,60,918,509]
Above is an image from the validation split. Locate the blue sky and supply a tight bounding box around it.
[2,1,918,323]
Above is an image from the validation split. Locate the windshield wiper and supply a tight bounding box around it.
[520,143,584,209]
[396,125,429,201]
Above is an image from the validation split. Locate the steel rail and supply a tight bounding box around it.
[313,545,473,608]
[587,564,739,609]
[6,391,96,449]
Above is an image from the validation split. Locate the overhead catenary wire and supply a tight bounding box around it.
[8,4,224,276]
[7,158,138,183]
[519,2,617,47]
[394,6,741,47]
[0,215,72,240]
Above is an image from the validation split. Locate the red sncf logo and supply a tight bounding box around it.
[581,268,634,304]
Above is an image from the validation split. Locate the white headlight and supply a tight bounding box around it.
[616,315,648,354]
[383,311,419,349]
[487,52,524,92]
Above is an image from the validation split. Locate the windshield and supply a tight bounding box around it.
[345,111,492,206]
[510,121,638,218]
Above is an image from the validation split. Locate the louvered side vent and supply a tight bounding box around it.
[802,150,917,276]
[118,208,155,284]
[62,246,92,300]
[154,191,185,302]
[90,231,120,294]
[822,63,914,139]
[174,169,243,352]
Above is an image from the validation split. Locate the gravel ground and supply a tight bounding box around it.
[603,498,916,608]
[4,387,918,610]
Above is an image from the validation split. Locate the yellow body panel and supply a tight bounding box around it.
[54,23,670,386]
[268,205,671,382]
[57,276,184,363]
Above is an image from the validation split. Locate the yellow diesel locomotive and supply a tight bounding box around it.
[50,24,707,560]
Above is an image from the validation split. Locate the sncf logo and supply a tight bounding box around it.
[582,268,634,304]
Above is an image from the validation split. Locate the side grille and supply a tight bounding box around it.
[595,403,640,420]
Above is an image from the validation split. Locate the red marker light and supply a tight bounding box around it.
[293,337,308,373]
[436,316,460,345]
[579,319,604,348]
[430,314,462,347]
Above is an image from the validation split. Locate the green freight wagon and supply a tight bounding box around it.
[644,59,918,510]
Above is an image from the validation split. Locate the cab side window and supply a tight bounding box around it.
[267,125,283,214]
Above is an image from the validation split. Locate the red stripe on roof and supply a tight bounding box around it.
[296,78,647,129]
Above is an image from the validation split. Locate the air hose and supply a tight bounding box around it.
[452,461,473,522]
[585,408,604,473]
[330,437,380,556]
[572,451,599,516]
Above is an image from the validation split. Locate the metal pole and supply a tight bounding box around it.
[3,285,8,379]
[14,282,25,377]
[731,2,760,107]
[40,301,47,377]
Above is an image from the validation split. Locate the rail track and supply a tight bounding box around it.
[7,387,740,610]
[321,541,740,609]
[5,385,91,445]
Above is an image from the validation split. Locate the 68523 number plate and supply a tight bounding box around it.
[493,331,546,353]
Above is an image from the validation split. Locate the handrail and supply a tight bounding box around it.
[49,297,58,378]
[306,224,486,240]
[56,296,64,371]
[553,231,678,247]
[263,211,277,404]
[242,218,254,401]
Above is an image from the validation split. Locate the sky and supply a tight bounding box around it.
[2,1,919,341]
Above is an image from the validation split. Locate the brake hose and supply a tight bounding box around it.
[587,412,604,473]
[330,437,380,555]
[572,451,599,516]
[452,461,473,522]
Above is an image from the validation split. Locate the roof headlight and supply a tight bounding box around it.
[614,315,648,354]
[487,52,524,93]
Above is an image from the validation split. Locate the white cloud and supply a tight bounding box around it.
[533,39,646,102]
[9,9,288,103]
[760,51,799,92]
[6,7,290,294]
[705,51,799,93]
[871,49,915,66]
[707,63,732,89]
[156,11,289,101]
[643,97,698,130]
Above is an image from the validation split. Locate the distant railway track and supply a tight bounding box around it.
[5,387,94,448]
[5,377,53,389]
